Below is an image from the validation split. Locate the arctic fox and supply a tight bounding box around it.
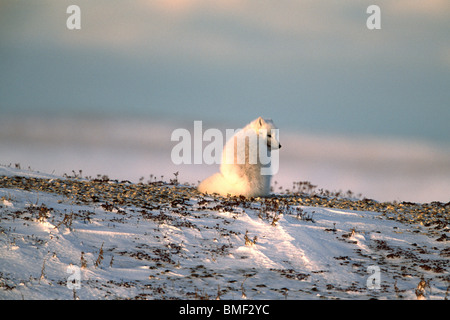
[198,117,281,198]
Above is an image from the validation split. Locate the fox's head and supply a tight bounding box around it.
[251,117,281,150]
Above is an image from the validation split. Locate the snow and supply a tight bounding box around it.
[0,166,448,300]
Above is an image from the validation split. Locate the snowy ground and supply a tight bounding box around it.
[0,166,448,300]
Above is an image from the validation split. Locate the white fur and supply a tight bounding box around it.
[198,117,281,198]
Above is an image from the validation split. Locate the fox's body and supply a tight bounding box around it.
[198,117,281,198]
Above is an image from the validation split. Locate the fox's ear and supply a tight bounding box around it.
[257,117,265,126]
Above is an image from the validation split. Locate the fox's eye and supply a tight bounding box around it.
[267,134,272,138]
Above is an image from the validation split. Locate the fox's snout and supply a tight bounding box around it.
[267,141,281,149]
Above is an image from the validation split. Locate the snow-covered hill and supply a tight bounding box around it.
[0,166,448,299]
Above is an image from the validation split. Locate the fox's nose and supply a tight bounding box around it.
[279,143,282,148]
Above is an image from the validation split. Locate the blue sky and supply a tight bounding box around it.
[1,0,449,144]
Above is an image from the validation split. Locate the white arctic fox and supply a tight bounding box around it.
[198,117,281,198]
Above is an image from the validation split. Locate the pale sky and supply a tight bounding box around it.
[1,0,449,144]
